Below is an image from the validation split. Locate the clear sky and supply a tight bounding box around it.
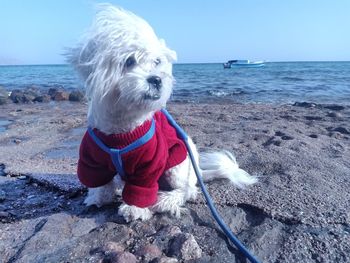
[1,0,349,65]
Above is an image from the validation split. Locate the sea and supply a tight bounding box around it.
[0,62,349,105]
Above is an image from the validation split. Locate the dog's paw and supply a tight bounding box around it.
[118,203,153,222]
[153,202,187,218]
[83,194,106,208]
[83,187,115,207]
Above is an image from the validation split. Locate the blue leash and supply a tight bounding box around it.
[161,109,261,263]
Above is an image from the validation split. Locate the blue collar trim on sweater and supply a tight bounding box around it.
[87,118,156,177]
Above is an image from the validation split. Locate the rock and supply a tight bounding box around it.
[0,86,9,105]
[102,241,125,255]
[323,104,345,111]
[327,112,342,118]
[10,90,25,103]
[34,94,51,103]
[9,89,40,103]
[168,233,202,261]
[48,88,58,98]
[293,102,317,108]
[333,127,350,135]
[53,91,69,101]
[0,190,6,201]
[135,244,162,261]
[153,257,178,263]
[69,90,85,102]
[0,211,10,218]
[108,251,137,263]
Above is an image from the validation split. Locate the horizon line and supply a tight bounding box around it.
[1,60,350,66]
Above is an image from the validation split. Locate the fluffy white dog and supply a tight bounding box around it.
[67,4,257,222]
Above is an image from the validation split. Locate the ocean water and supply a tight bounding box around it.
[0,62,349,105]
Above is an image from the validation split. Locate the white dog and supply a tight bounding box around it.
[67,4,257,222]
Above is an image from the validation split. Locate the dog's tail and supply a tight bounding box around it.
[199,150,257,188]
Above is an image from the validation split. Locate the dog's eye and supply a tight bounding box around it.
[125,56,136,68]
[154,58,161,66]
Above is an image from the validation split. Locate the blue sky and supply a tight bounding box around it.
[1,0,349,64]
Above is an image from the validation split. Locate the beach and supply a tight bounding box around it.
[0,100,349,262]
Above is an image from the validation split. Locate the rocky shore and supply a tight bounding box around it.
[0,100,349,262]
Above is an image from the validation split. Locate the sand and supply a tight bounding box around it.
[0,101,349,262]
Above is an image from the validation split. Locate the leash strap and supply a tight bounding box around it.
[87,118,156,177]
[161,108,261,263]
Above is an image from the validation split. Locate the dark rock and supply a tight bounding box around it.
[333,127,350,135]
[0,211,10,218]
[108,251,137,263]
[0,164,6,176]
[53,91,69,101]
[135,244,162,261]
[48,88,58,98]
[102,241,125,257]
[327,112,342,118]
[34,94,51,103]
[293,102,317,108]
[168,233,202,261]
[10,90,25,103]
[0,190,6,201]
[152,257,178,263]
[0,86,9,105]
[69,90,85,102]
[323,105,345,111]
[10,89,40,103]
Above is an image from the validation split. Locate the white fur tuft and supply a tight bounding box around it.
[199,150,258,188]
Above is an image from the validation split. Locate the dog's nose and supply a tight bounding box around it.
[147,76,162,89]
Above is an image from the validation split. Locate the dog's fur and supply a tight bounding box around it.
[67,4,257,222]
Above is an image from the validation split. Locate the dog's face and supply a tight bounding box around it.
[67,4,177,132]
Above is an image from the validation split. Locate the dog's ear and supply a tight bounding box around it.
[159,39,177,62]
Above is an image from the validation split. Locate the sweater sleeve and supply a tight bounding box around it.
[77,132,115,188]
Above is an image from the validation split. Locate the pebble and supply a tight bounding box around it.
[102,241,125,255]
[18,175,27,180]
[134,244,162,261]
[108,251,137,263]
[153,257,178,263]
[168,233,202,261]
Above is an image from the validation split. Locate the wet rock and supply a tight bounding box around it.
[0,86,9,105]
[168,233,202,261]
[327,111,342,118]
[48,88,58,98]
[9,89,40,103]
[0,190,6,201]
[135,244,162,261]
[323,104,345,111]
[34,94,51,103]
[293,102,317,108]
[0,211,10,218]
[333,127,350,135]
[10,90,25,103]
[53,91,69,101]
[69,90,85,102]
[0,164,6,176]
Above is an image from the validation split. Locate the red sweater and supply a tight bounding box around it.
[77,111,187,208]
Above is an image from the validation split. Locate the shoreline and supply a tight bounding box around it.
[0,101,349,262]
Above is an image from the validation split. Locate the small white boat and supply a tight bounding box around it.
[223,60,265,68]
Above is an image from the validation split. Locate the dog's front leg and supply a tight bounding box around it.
[84,176,124,207]
[118,203,153,222]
